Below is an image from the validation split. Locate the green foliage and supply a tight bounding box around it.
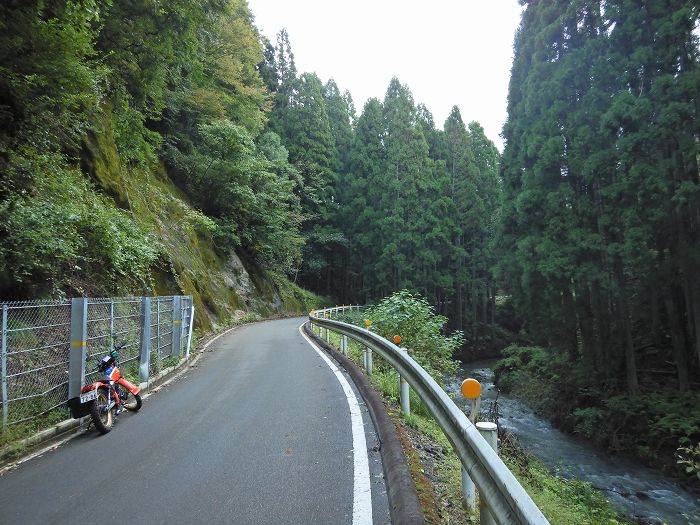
[0,156,157,296]
[364,290,462,379]
[498,0,700,396]
[0,0,309,301]
[676,443,700,481]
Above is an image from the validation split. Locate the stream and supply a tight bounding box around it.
[446,361,700,525]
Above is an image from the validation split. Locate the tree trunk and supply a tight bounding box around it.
[616,264,639,395]
[663,289,690,392]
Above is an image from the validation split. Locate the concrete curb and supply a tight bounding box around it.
[0,319,252,465]
[304,323,425,525]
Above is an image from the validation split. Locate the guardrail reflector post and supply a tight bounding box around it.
[139,297,151,383]
[461,377,482,510]
[171,296,182,357]
[325,326,330,344]
[477,422,499,525]
[68,298,88,400]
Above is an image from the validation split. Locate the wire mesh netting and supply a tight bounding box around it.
[85,298,143,387]
[1,301,72,424]
[150,297,174,376]
[1,295,194,426]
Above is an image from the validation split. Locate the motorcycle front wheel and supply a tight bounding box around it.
[90,388,113,434]
[123,392,142,412]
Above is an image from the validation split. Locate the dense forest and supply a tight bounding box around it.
[496,0,699,482]
[260,30,502,354]
[0,0,313,320]
[1,0,698,482]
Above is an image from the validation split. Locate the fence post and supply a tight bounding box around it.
[2,305,8,425]
[185,303,195,359]
[477,422,499,525]
[171,296,182,357]
[156,299,161,360]
[179,299,186,354]
[399,347,410,416]
[68,298,88,401]
[109,300,114,349]
[139,297,151,384]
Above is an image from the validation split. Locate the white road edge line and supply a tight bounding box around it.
[299,323,373,525]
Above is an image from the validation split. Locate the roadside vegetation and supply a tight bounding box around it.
[328,291,631,524]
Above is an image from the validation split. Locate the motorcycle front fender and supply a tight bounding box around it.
[117,377,140,395]
[80,381,110,394]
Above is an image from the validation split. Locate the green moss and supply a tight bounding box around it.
[75,114,321,329]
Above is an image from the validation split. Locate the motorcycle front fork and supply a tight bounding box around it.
[112,387,125,415]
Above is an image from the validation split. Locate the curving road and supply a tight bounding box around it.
[0,317,390,524]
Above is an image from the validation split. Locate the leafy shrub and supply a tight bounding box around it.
[676,443,700,481]
[362,290,462,380]
[0,156,158,296]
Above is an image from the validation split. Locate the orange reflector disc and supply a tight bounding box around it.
[461,378,481,400]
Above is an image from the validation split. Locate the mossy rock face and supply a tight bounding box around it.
[81,114,130,209]
[75,113,317,328]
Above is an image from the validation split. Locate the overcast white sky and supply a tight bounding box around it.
[247,0,524,151]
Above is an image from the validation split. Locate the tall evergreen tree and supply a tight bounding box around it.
[499,0,700,394]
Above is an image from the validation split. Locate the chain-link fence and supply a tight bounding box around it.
[0,295,193,426]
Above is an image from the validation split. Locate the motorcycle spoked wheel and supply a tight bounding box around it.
[89,388,113,434]
[123,392,142,412]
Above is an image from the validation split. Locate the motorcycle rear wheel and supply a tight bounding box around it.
[90,388,113,434]
[123,392,142,412]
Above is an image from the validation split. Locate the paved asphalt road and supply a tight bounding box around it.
[0,317,390,524]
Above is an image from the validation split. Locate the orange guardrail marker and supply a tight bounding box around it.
[365,319,372,327]
[393,335,402,344]
[461,378,481,400]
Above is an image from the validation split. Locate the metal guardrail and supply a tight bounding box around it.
[0,295,194,426]
[309,306,549,525]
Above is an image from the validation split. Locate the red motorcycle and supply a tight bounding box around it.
[77,345,142,434]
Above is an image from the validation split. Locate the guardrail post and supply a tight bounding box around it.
[171,296,182,357]
[477,422,499,525]
[462,466,476,511]
[68,298,88,400]
[367,347,373,377]
[325,326,330,344]
[139,297,151,383]
[2,304,8,425]
[399,347,410,416]
[342,335,348,355]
